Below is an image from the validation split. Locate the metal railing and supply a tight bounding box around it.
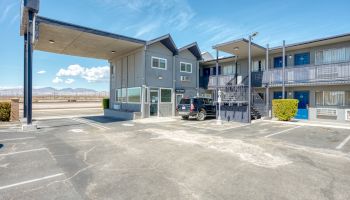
[208,74,236,89]
[262,61,350,86]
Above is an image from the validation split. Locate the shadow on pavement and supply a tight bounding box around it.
[82,116,127,124]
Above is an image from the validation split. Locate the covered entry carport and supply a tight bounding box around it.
[20,0,145,128]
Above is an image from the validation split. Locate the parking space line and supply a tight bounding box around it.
[264,126,302,138]
[0,137,35,142]
[71,118,110,130]
[336,135,350,150]
[0,173,64,190]
[0,148,48,156]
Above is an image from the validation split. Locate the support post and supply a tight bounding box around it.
[23,33,28,118]
[215,49,219,101]
[265,44,270,117]
[26,11,34,125]
[282,40,286,99]
[172,55,176,117]
[248,36,252,123]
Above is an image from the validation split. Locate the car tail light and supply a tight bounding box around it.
[190,103,195,112]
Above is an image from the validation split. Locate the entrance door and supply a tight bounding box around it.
[176,94,183,106]
[150,90,159,116]
[294,91,309,119]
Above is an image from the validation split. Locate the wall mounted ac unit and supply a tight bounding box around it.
[180,76,190,82]
[345,109,350,121]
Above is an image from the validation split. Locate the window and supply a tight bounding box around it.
[160,88,172,103]
[127,87,141,103]
[315,91,349,106]
[222,64,236,75]
[252,59,265,72]
[116,88,127,102]
[180,62,192,73]
[274,56,287,68]
[315,47,350,65]
[294,52,310,66]
[152,57,167,69]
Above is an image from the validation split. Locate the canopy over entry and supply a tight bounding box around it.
[213,38,266,59]
[34,17,146,60]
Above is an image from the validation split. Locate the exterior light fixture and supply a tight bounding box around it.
[233,47,239,51]
[158,76,163,80]
[289,55,292,59]
[49,40,55,44]
[111,51,116,54]
[251,32,259,37]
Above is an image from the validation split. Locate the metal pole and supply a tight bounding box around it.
[27,11,34,125]
[248,36,252,123]
[215,49,219,101]
[23,33,28,118]
[282,40,286,99]
[266,44,270,117]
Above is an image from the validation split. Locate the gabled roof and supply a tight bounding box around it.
[147,34,178,55]
[179,42,202,60]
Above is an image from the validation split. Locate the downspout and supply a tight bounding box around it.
[172,53,176,117]
[282,40,286,99]
[196,60,199,96]
[141,45,147,118]
[265,44,270,117]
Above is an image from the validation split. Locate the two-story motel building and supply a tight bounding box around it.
[200,33,350,123]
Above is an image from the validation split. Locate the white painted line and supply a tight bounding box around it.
[265,120,350,130]
[34,114,102,120]
[0,148,47,157]
[336,135,350,150]
[264,126,302,138]
[0,173,64,190]
[71,118,110,130]
[0,137,35,142]
[35,108,102,112]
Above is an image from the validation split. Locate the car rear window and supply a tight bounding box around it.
[179,99,190,104]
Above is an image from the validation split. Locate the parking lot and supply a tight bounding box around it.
[1,116,350,199]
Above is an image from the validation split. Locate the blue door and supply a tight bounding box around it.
[294,91,309,119]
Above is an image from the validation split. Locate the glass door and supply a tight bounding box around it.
[150,89,159,116]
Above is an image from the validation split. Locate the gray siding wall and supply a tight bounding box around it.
[145,42,174,88]
[176,49,198,97]
[109,47,145,111]
[268,41,350,69]
[255,85,350,122]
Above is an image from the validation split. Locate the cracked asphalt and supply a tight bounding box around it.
[0,116,350,200]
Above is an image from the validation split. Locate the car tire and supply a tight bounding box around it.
[182,116,189,120]
[196,110,206,121]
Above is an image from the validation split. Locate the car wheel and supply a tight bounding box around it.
[196,110,206,121]
[182,116,189,120]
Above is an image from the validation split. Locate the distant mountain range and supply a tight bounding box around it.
[0,87,108,96]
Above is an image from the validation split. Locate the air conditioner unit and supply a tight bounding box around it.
[180,76,190,82]
[346,109,350,121]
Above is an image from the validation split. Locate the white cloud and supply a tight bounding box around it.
[82,66,110,82]
[65,79,75,84]
[56,64,109,82]
[37,70,46,74]
[57,64,85,77]
[0,3,15,23]
[97,0,195,37]
[52,77,63,84]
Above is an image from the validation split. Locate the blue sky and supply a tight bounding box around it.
[1,0,350,91]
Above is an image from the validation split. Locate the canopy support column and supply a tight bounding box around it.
[23,33,28,118]
[26,11,34,125]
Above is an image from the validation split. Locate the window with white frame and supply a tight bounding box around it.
[315,91,350,106]
[315,47,350,65]
[160,88,172,103]
[252,59,265,72]
[127,87,141,103]
[180,62,192,73]
[152,57,167,70]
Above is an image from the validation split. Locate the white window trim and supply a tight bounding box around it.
[151,56,167,70]
[127,87,142,104]
[160,88,173,103]
[180,62,192,73]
